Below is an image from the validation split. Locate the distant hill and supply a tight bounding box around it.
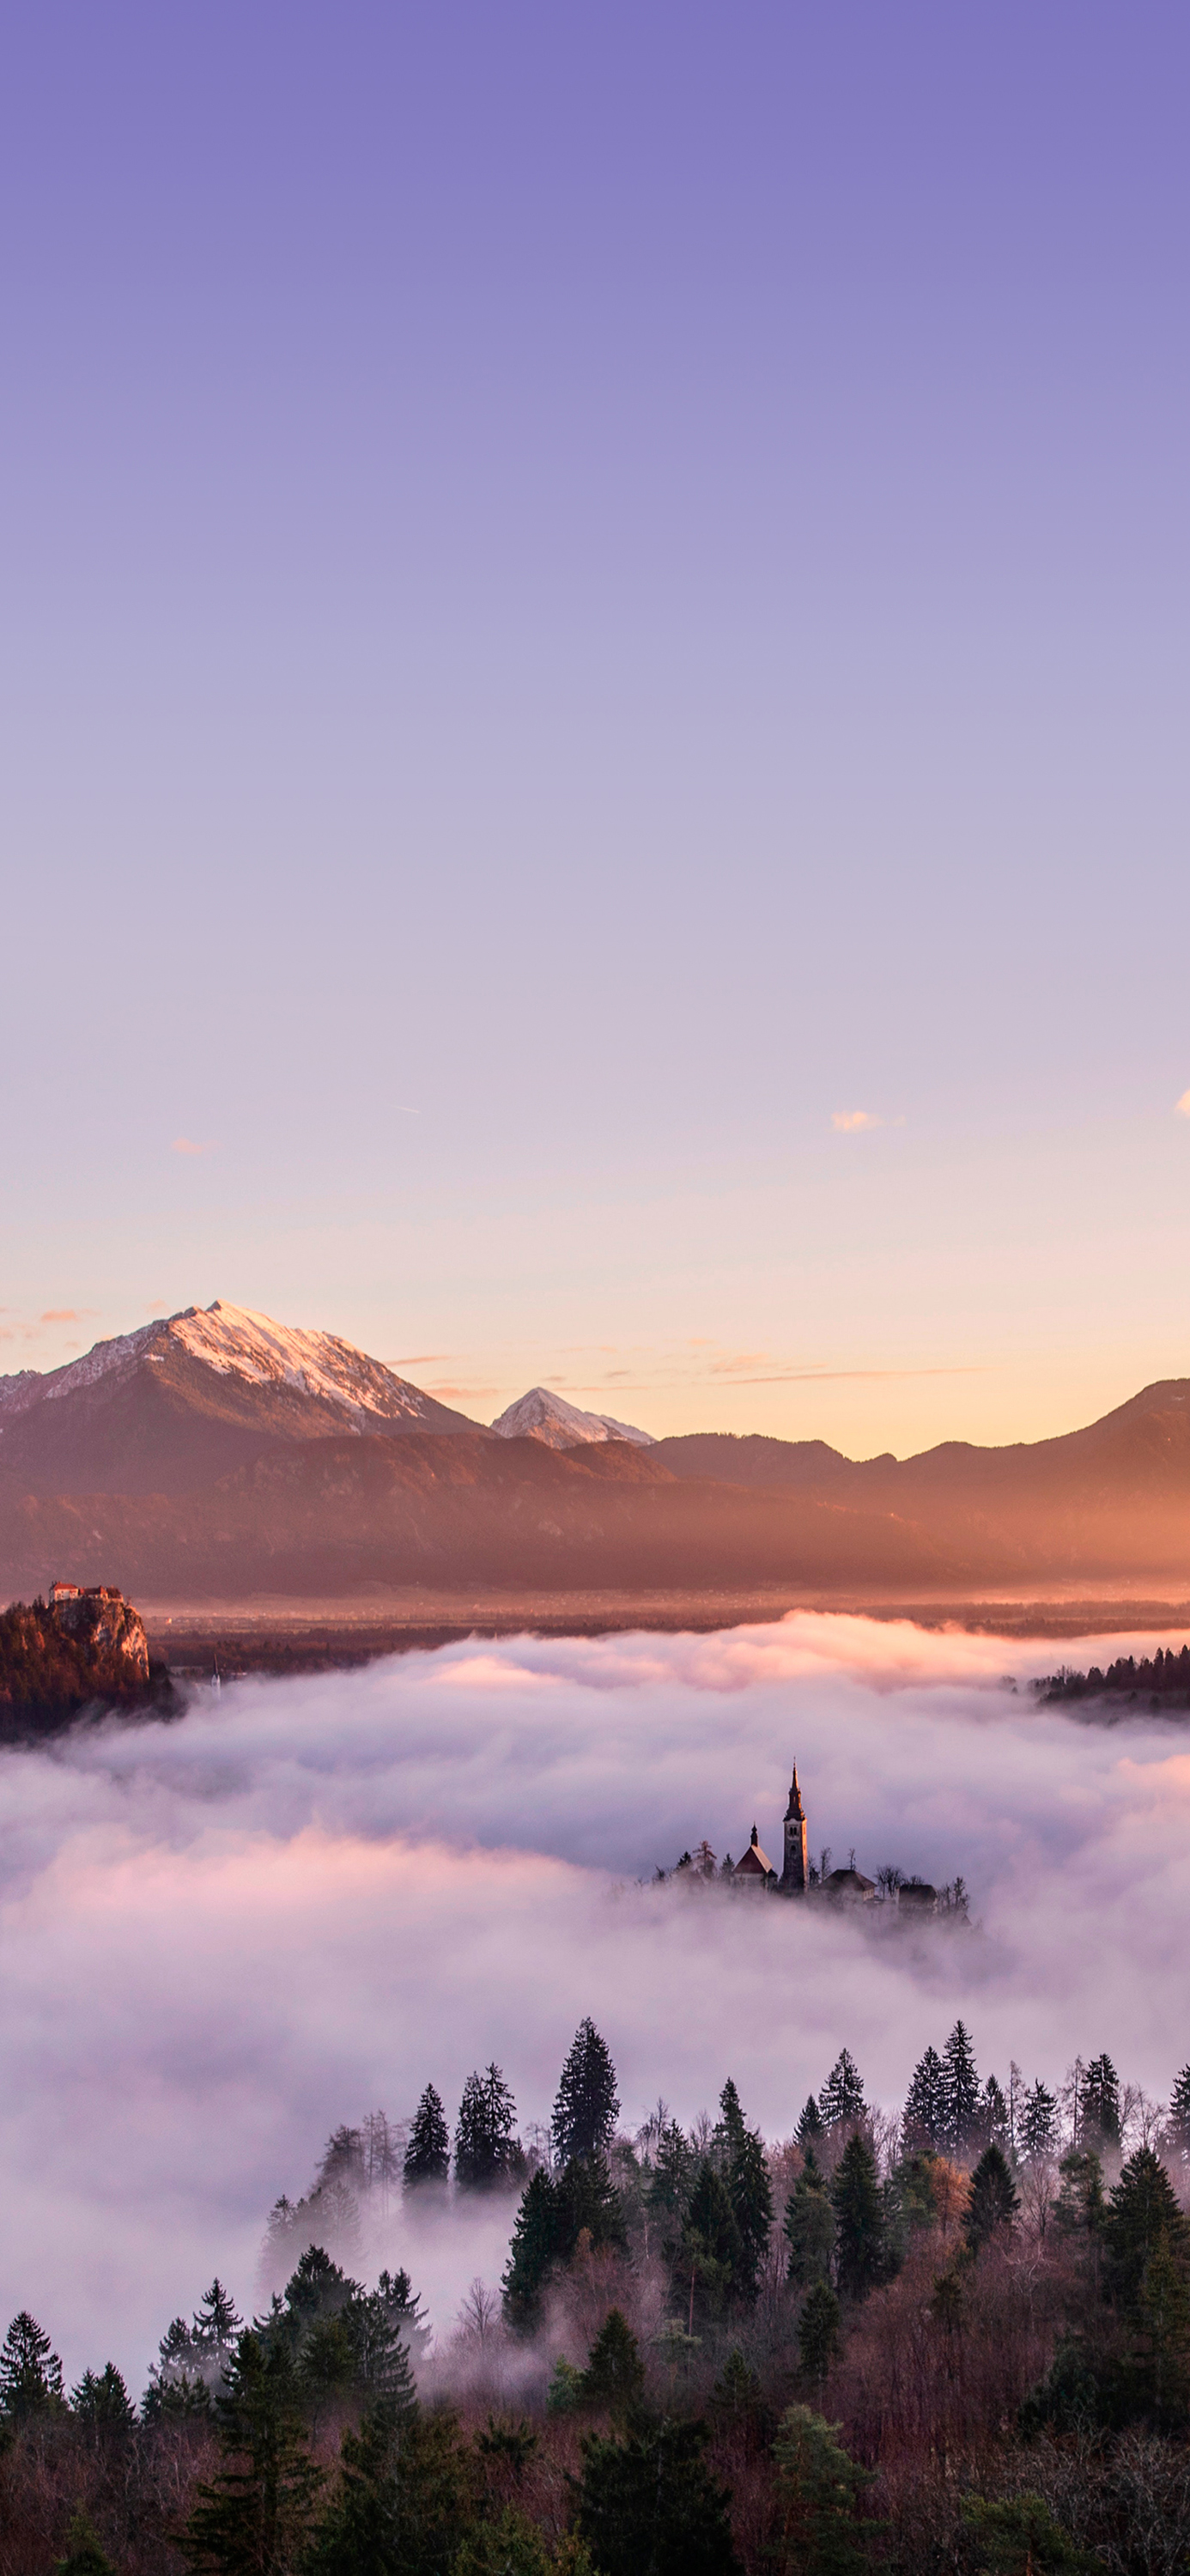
[653,1382,1190,1585]
[0,1301,480,1496]
[3,1310,1190,1604]
[489,1387,655,1449]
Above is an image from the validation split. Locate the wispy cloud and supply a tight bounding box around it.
[40,1309,95,1325]
[171,1137,216,1157]
[832,1109,883,1133]
[1176,1091,1190,1119]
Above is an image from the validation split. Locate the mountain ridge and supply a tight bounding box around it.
[2,1308,1189,1602]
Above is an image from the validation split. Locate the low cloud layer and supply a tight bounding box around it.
[0,1613,1187,2387]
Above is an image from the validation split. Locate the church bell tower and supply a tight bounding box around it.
[780,1764,808,1894]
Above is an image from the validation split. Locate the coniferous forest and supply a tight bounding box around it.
[8,2018,1190,2575]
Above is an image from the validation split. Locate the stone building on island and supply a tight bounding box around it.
[705,1762,944,1915]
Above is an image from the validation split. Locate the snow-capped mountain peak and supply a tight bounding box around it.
[0,1301,476,1437]
[489,1386,655,1450]
[167,1301,433,1424]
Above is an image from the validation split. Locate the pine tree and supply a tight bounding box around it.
[180,2332,325,2576]
[374,2269,430,2364]
[1021,2080,1059,2160]
[280,2246,355,2335]
[0,2312,64,2420]
[404,2086,450,2191]
[579,2310,646,2423]
[902,2046,946,2152]
[1132,2229,1190,2427]
[1054,2148,1105,2240]
[455,2065,518,2192]
[714,2081,772,2296]
[831,2136,885,2300]
[796,2282,841,2386]
[54,2513,117,2576]
[965,2146,1020,2252]
[1168,2064,1190,2159]
[941,2021,980,2155]
[711,2348,764,2433]
[795,2096,823,2152]
[348,2294,420,2412]
[575,2416,737,2576]
[1102,2148,1190,2308]
[647,2121,694,2223]
[70,2364,135,2428]
[773,2404,880,2574]
[556,2150,628,2257]
[981,2075,1011,2154]
[784,2153,836,2288]
[679,2161,746,2321]
[551,2020,621,2166]
[305,2400,471,2576]
[192,2281,244,2364]
[817,2051,865,2129]
[1083,2054,1122,2151]
[502,2171,562,2330]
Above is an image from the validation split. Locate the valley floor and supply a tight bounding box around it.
[143,1585,1190,1679]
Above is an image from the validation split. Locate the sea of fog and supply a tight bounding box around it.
[1,1610,1187,2388]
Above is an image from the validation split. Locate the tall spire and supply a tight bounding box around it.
[780,1760,808,1893]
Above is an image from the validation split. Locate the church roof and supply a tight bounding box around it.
[734,1840,774,1877]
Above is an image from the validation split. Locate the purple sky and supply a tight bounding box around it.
[3,3,1188,1449]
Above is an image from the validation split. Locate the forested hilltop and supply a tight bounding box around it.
[1039,1643,1190,1709]
[9,2019,1190,2574]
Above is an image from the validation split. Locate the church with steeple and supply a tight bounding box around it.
[728,1765,811,1896]
[726,1764,878,1905]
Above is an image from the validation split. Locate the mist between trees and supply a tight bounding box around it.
[9,2017,1190,2574]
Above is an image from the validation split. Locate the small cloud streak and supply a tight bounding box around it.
[40,1309,94,1325]
[1176,1091,1190,1119]
[171,1138,216,1157]
[832,1109,882,1132]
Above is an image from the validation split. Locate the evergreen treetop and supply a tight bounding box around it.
[902,2046,946,2153]
[70,2364,135,2430]
[1021,2080,1059,2161]
[818,2051,865,2129]
[455,2065,519,2192]
[575,2415,738,2576]
[1102,2148,1190,2309]
[579,2310,646,2423]
[1168,2064,1190,2157]
[0,2312,64,2420]
[965,2146,1020,2253]
[550,2020,621,2167]
[192,2280,244,2359]
[179,2330,325,2576]
[795,2095,823,2150]
[502,2170,561,2332]
[1082,2055,1122,2150]
[941,2021,981,2154]
[831,2136,886,2301]
[785,2160,836,2290]
[404,2085,451,2190]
